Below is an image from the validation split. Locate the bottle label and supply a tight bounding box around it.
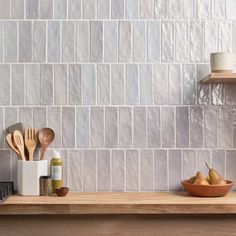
[52,166,62,180]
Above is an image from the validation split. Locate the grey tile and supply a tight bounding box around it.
[48,21,60,62]
[19,107,33,127]
[68,64,82,105]
[90,107,104,148]
[126,0,138,19]
[26,0,38,19]
[162,107,175,148]
[19,21,32,62]
[4,107,18,131]
[225,84,236,105]
[0,150,11,181]
[147,107,161,148]
[183,150,196,179]
[176,21,188,61]
[98,0,110,19]
[169,150,182,191]
[91,21,103,62]
[97,64,110,105]
[176,107,189,148]
[76,107,89,148]
[183,0,196,18]
[0,108,3,148]
[69,150,82,191]
[68,0,81,18]
[54,64,67,105]
[0,23,3,62]
[154,0,168,18]
[39,0,53,18]
[190,107,204,148]
[105,107,118,148]
[33,21,46,62]
[33,107,46,129]
[112,150,125,191]
[82,0,95,19]
[140,64,152,105]
[97,150,110,191]
[212,149,225,178]
[4,21,17,62]
[82,64,96,105]
[154,149,168,191]
[0,65,10,105]
[126,150,139,191]
[11,0,24,19]
[40,64,53,105]
[83,150,96,191]
[133,107,146,148]
[140,0,154,18]
[219,21,232,52]
[54,0,67,19]
[111,0,124,18]
[126,64,139,105]
[119,21,131,62]
[62,107,75,148]
[197,150,210,175]
[140,149,153,191]
[226,150,236,190]
[119,107,132,148]
[211,84,225,105]
[12,64,24,105]
[168,0,183,18]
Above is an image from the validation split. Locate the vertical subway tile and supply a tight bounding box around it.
[83,64,96,105]
[154,64,168,105]
[48,21,60,62]
[39,0,53,18]
[5,107,18,131]
[62,21,75,62]
[26,0,38,19]
[0,108,3,148]
[175,21,188,61]
[68,0,81,19]
[126,0,139,19]
[147,21,160,61]
[19,107,33,126]
[62,107,75,148]
[111,64,124,105]
[4,21,17,62]
[168,0,183,18]
[90,107,104,148]
[68,64,82,105]
[183,150,196,179]
[104,21,117,62]
[212,0,225,19]
[105,107,118,148]
[147,107,161,148]
[126,150,139,191]
[212,150,225,178]
[119,21,131,62]
[97,64,110,105]
[225,84,236,105]
[82,0,95,19]
[204,106,218,148]
[211,84,225,105]
[19,21,32,62]
[12,64,24,105]
[0,22,3,62]
[226,150,236,190]
[133,107,146,148]
[98,0,110,19]
[168,64,182,105]
[133,21,146,62]
[219,21,232,52]
[197,0,210,18]
[140,64,152,105]
[54,64,67,105]
[26,64,40,105]
[190,106,204,148]
[154,150,168,191]
[54,0,67,19]
[169,150,182,191]
[119,107,132,148]
[0,150,11,181]
[183,0,196,18]
[176,107,189,148]
[161,21,174,61]
[197,150,210,175]
[91,21,103,62]
[0,65,10,105]
[33,107,46,128]
[83,150,96,191]
[69,150,82,191]
[97,150,110,191]
[11,0,24,19]
[154,0,167,18]
[33,21,46,62]
[226,0,236,19]
[183,64,196,105]
[126,64,139,105]
[76,21,90,62]
[40,64,53,105]
[76,107,89,148]
[140,0,154,18]
[111,0,124,19]
[162,107,175,148]
[140,149,153,191]
[112,150,125,191]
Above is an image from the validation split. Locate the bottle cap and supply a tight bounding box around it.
[53,150,61,159]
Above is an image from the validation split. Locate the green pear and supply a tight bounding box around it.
[205,163,227,185]
[193,172,210,185]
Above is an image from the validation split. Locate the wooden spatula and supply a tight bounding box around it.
[24,128,38,161]
[13,130,26,161]
[5,133,21,159]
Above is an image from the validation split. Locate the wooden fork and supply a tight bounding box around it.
[13,130,26,161]
[24,128,38,161]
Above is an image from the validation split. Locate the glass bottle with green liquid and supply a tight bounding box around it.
[50,151,63,193]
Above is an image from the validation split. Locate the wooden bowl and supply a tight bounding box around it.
[181,180,233,197]
[55,187,69,197]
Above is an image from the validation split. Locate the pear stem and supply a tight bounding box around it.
[205,162,210,170]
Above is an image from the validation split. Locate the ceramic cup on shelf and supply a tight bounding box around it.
[210,52,235,73]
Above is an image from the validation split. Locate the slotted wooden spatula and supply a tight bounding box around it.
[5,133,21,159]
[24,128,38,161]
[13,130,26,161]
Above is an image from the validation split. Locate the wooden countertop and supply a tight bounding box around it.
[1,192,236,215]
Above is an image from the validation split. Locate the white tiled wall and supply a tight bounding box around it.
[0,0,236,191]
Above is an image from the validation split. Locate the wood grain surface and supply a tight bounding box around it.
[201,73,236,83]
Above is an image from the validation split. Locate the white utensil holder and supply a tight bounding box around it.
[17,160,48,196]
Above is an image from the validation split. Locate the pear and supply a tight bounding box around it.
[186,176,195,184]
[205,162,227,185]
[193,172,210,185]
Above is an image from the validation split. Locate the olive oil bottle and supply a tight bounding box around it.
[50,151,63,193]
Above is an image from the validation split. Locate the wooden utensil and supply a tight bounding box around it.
[13,130,26,161]
[5,133,21,159]
[24,128,38,161]
[38,128,55,160]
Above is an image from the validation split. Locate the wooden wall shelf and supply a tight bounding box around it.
[200,73,236,84]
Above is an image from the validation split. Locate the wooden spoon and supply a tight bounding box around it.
[38,128,55,160]
[5,133,21,159]
[13,130,26,161]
